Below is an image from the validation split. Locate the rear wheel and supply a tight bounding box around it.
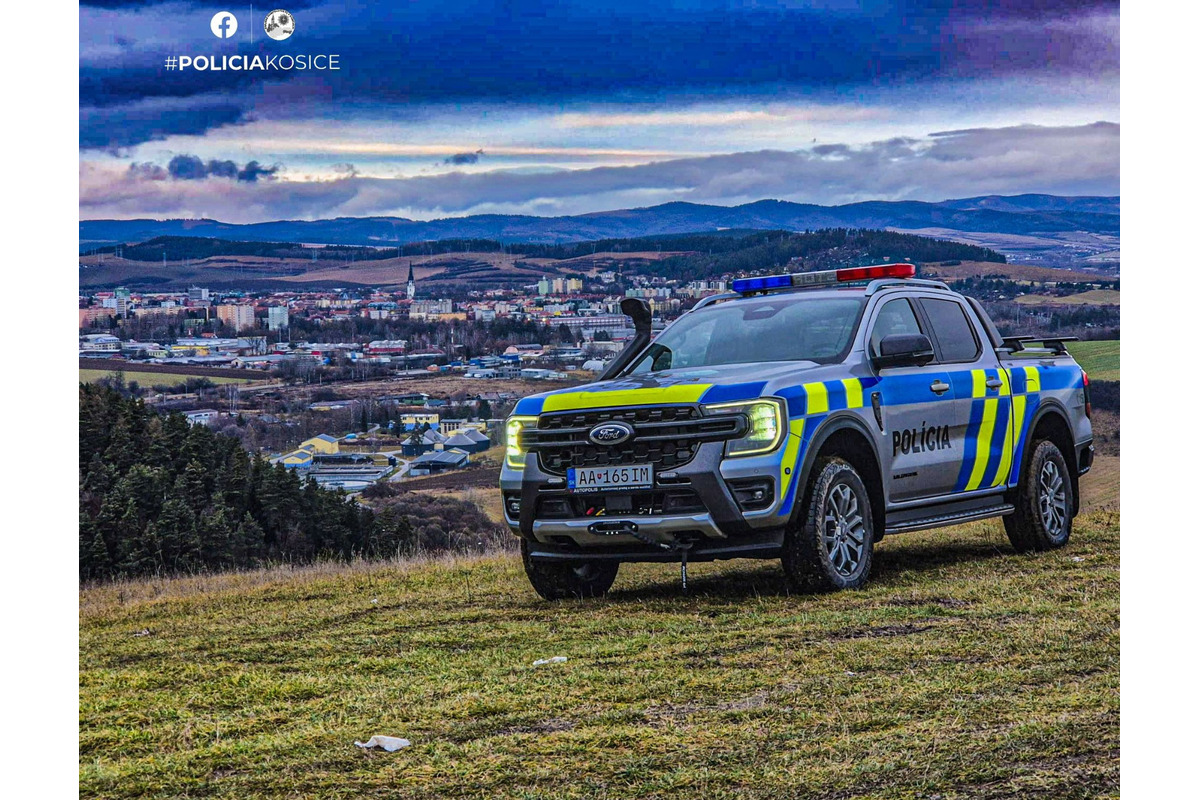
[782,457,876,592]
[1005,439,1074,552]
[521,539,619,600]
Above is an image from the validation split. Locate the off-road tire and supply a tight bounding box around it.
[521,539,619,600]
[1005,439,1074,553]
[782,457,876,592]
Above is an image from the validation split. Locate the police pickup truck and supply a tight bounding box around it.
[501,263,1094,599]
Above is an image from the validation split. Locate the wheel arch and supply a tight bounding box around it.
[1022,401,1080,515]
[792,413,886,540]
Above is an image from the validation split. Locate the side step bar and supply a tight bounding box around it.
[884,503,1014,536]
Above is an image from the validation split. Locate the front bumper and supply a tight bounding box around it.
[501,438,792,556]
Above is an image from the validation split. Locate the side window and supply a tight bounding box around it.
[869,298,923,356]
[918,298,981,363]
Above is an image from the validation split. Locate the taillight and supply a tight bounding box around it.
[1082,371,1092,419]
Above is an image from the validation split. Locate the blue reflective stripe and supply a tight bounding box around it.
[699,381,769,405]
[825,380,848,411]
[1039,365,1084,391]
[513,396,545,416]
[954,399,985,491]
[880,373,943,406]
[1009,367,1028,394]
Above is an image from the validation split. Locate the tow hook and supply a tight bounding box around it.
[588,522,697,592]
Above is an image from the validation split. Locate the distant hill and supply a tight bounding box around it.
[80,195,1120,262]
[77,229,1007,290]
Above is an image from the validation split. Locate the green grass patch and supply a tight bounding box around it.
[81,512,1119,799]
[1066,340,1120,381]
[79,369,257,387]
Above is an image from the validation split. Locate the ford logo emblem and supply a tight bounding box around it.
[588,421,634,446]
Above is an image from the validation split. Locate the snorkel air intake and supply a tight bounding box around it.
[598,297,653,380]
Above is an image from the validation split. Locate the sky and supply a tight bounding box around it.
[79,1,1119,223]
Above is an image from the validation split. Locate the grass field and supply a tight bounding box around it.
[79,369,258,387]
[1065,341,1121,382]
[81,504,1119,798]
[1014,290,1120,307]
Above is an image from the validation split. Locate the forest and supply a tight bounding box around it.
[79,384,505,582]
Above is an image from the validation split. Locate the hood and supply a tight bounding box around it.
[512,360,825,415]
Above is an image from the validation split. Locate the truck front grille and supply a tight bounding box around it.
[525,405,744,476]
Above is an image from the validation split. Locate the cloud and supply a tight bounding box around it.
[161,154,280,182]
[443,150,484,166]
[79,1,1120,149]
[80,122,1118,222]
[237,161,279,182]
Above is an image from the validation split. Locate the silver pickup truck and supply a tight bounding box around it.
[501,264,1094,599]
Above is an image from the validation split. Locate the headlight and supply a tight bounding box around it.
[505,416,537,469]
[702,398,785,457]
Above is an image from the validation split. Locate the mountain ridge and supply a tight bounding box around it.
[80,194,1118,250]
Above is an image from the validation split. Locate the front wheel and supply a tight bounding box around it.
[1005,439,1074,552]
[782,457,876,592]
[521,539,619,600]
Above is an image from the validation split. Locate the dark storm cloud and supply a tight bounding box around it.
[237,161,279,182]
[79,1,1119,150]
[443,150,484,166]
[163,154,280,181]
[82,123,1118,221]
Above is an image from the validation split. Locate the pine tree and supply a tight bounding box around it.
[154,498,200,573]
[232,512,264,566]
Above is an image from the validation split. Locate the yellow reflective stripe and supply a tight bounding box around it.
[992,403,1016,488]
[541,384,711,412]
[804,382,829,414]
[966,398,998,491]
[1002,393,1028,486]
[842,378,864,409]
[1023,365,1040,393]
[996,368,1011,396]
[971,369,988,398]
[777,419,806,500]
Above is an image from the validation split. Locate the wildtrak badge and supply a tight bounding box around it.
[893,424,951,456]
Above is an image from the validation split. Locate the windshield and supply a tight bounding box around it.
[629,294,865,373]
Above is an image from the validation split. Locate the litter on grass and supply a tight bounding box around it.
[533,656,568,666]
[354,736,411,751]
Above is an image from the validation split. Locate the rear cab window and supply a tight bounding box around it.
[917,297,981,363]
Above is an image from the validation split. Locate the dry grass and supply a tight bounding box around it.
[81,504,1119,799]
[1015,290,1120,306]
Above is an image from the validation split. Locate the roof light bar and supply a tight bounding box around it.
[731,263,916,295]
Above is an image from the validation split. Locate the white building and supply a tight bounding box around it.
[267,305,290,331]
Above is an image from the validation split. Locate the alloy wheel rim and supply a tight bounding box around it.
[823,482,866,577]
[1038,459,1068,538]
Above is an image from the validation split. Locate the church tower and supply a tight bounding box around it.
[406,261,416,300]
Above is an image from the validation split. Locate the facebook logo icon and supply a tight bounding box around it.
[210,11,238,39]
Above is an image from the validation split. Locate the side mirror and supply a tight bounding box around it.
[872,333,935,370]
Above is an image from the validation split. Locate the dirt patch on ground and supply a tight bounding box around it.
[883,596,970,609]
[829,622,938,640]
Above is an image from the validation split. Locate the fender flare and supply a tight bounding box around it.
[787,412,883,526]
[1016,399,1079,509]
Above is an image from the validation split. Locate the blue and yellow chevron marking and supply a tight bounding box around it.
[772,377,871,518]
[775,418,808,517]
[1006,366,1042,488]
[953,366,1048,492]
[778,377,872,418]
[954,368,1013,491]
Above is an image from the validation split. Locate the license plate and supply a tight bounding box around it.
[567,464,653,493]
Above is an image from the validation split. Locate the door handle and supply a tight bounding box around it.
[986,378,1003,390]
[930,380,950,395]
